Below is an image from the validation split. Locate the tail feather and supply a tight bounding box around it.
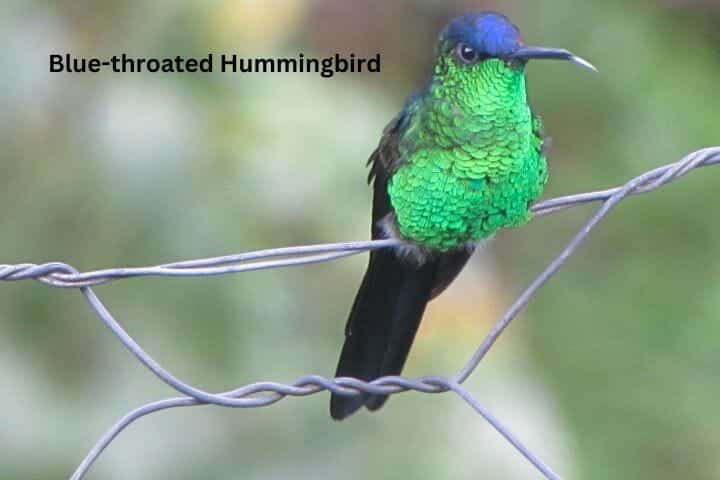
[331,98,477,420]
[330,248,438,420]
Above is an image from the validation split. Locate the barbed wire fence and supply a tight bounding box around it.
[1,147,718,480]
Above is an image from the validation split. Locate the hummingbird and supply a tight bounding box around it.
[330,11,595,420]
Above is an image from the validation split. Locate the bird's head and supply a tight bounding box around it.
[433,12,595,98]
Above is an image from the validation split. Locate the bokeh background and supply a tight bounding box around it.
[2,1,719,478]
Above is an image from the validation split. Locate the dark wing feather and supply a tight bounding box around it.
[331,94,474,419]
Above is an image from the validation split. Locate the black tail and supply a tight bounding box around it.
[330,248,439,420]
[331,107,474,420]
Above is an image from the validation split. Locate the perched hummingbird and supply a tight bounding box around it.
[330,11,595,420]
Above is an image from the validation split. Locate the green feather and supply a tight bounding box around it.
[387,57,547,250]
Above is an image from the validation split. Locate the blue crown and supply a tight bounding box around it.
[441,12,523,57]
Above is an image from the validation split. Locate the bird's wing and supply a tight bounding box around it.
[367,93,419,181]
[368,93,475,300]
[331,94,477,419]
[365,94,419,238]
[331,99,435,419]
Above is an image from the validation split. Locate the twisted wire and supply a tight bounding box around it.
[1,147,717,480]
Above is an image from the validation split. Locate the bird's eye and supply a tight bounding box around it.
[455,43,480,64]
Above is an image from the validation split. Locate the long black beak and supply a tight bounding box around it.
[509,46,597,72]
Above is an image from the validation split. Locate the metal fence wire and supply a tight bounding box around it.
[2,147,718,480]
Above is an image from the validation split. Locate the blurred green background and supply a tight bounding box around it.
[1,1,719,479]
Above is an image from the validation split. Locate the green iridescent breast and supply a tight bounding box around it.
[386,59,548,250]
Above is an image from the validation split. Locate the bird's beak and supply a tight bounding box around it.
[509,46,597,72]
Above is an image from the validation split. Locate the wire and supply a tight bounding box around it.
[2,147,717,480]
